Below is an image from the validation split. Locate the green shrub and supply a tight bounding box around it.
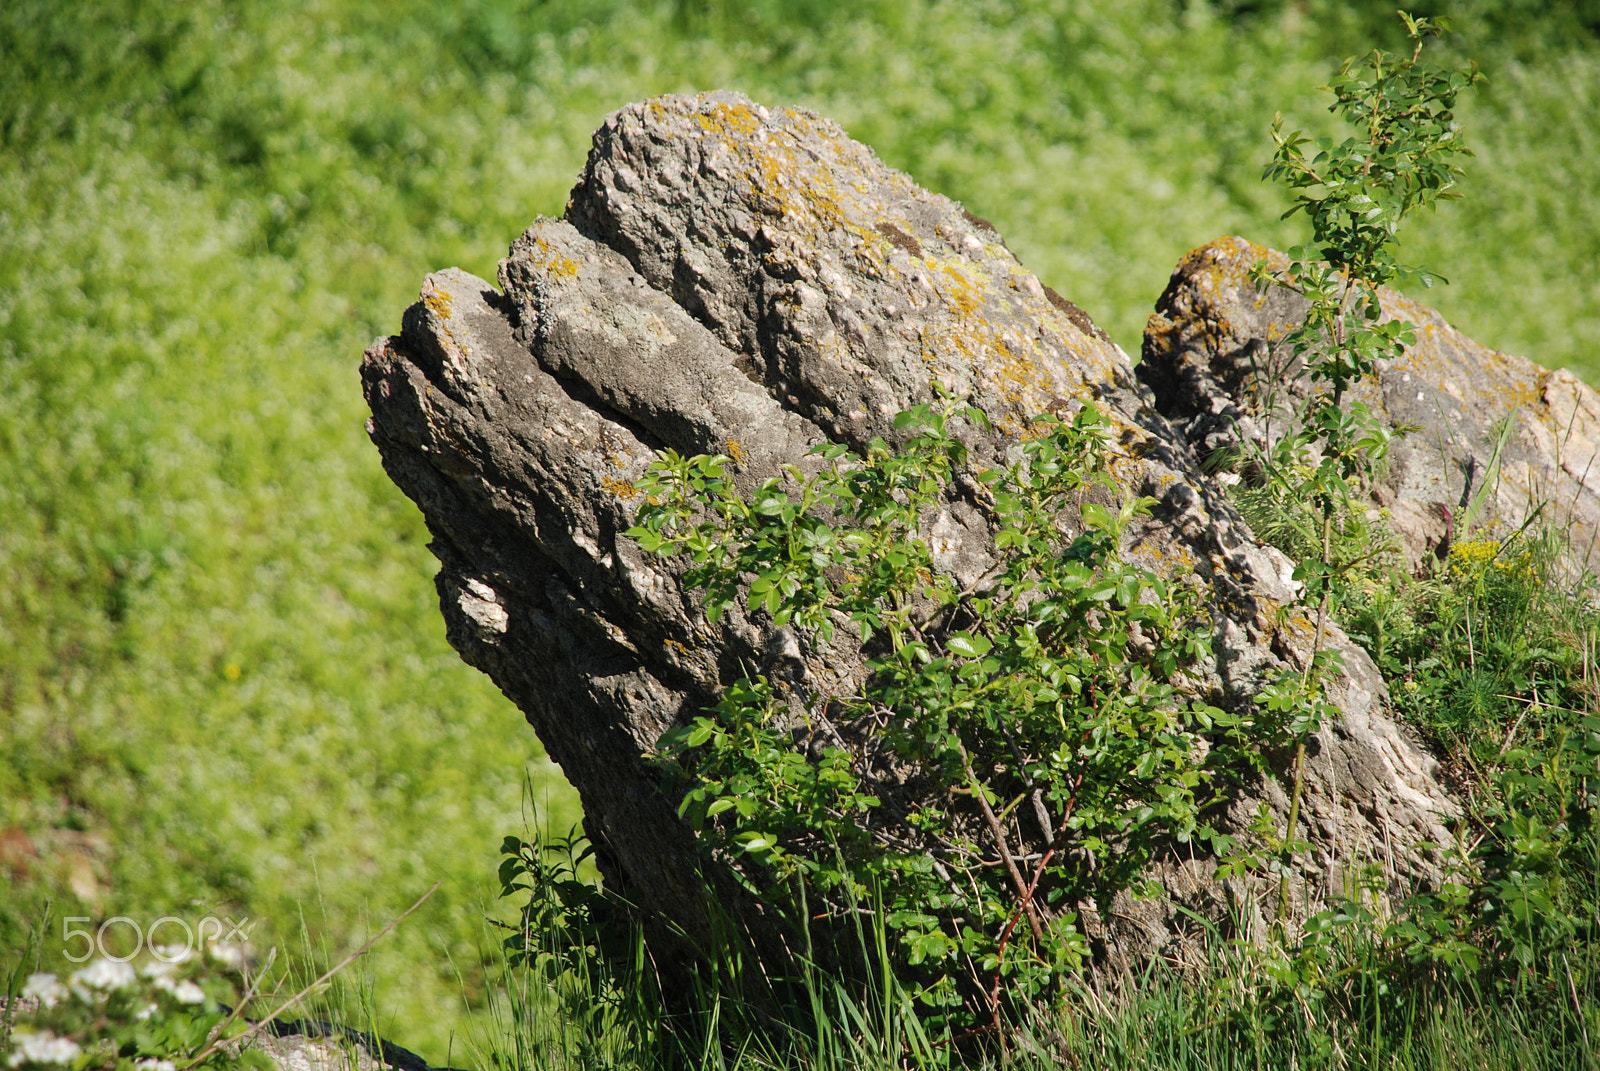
[625,399,1292,1022]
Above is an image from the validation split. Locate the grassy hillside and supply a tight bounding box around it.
[2,0,1597,1060]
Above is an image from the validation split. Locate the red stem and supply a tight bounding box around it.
[986,765,1086,1024]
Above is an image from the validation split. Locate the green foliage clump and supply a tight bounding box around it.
[489,830,656,1069]
[1331,531,1600,976]
[627,400,1284,1018]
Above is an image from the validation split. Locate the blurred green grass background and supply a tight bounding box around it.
[2,0,1597,1059]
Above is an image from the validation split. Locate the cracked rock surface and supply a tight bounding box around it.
[361,94,1460,966]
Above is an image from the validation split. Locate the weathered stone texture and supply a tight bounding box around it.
[362,95,1460,966]
[1141,236,1600,573]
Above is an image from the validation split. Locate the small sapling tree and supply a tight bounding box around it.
[1244,11,1483,915]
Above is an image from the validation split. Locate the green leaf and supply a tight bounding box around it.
[945,632,992,658]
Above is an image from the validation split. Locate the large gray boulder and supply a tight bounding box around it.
[1140,236,1600,574]
[360,94,1458,968]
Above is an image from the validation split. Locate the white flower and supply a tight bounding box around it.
[150,944,194,965]
[6,1030,83,1067]
[171,980,205,1005]
[71,958,136,993]
[141,961,175,981]
[205,942,245,971]
[151,973,204,1003]
[135,1002,160,1021]
[135,1060,176,1071]
[20,974,67,1009]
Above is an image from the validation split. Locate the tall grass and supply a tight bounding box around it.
[472,815,1600,1071]
[3,0,1598,1061]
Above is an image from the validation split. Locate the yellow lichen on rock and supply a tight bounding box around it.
[601,475,640,500]
[423,286,453,320]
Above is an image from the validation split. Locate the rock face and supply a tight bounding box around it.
[1140,236,1600,573]
[361,94,1459,968]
